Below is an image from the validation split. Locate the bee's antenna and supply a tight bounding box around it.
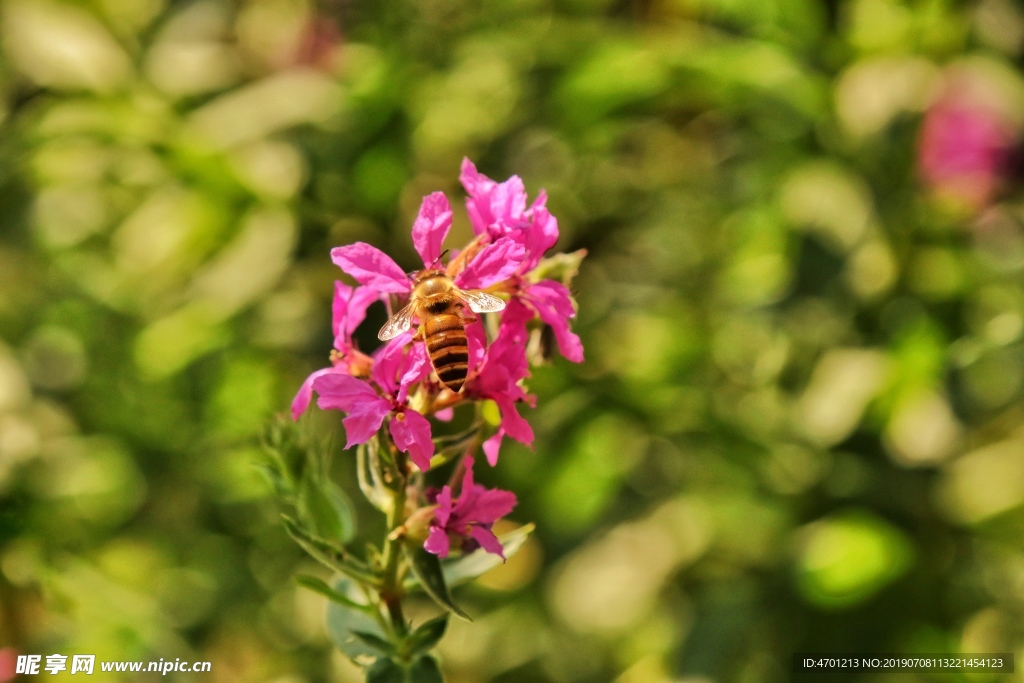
[429,249,450,269]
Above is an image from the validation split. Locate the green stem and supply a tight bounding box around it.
[379,449,409,640]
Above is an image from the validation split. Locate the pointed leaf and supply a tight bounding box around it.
[295,575,373,613]
[406,615,448,656]
[404,544,470,620]
[443,524,535,587]
[327,578,390,665]
[351,629,396,655]
[282,516,377,585]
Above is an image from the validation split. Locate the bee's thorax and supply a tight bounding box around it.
[412,270,452,298]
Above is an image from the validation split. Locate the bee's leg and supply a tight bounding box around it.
[455,301,478,324]
[411,330,425,342]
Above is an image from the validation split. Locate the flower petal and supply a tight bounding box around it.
[397,342,432,403]
[496,396,534,446]
[460,158,496,235]
[291,367,339,421]
[450,456,478,521]
[467,488,517,525]
[525,280,584,363]
[341,399,392,448]
[331,242,411,294]
[486,175,528,233]
[435,485,454,527]
[483,430,504,466]
[424,525,451,557]
[390,410,435,472]
[411,192,453,267]
[333,282,379,346]
[433,407,454,422]
[372,332,413,396]
[313,373,380,413]
[455,236,526,290]
[488,299,532,383]
[522,204,560,270]
[465,319,488,373]
[469,525,505,559]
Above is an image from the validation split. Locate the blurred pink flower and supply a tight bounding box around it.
[919,84,1017,211]
[424,457,517,558]
[293,16,342,71]
[313,334,436,471]
[291,282,377,420]
[0,649,16,683]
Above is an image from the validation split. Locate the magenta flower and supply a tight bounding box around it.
[291,282,378,421]
[460,159,559,271]
[460,160,584,363]
[330,192,525,299]
[312,333,436,471]
[424,457,517,559]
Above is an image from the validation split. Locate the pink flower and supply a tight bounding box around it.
[424,457,517,559]
[330,192,525,298]
[0,648,18,683]
[460,159,558,271]
[514,279,584,363]
[465,299,537,465]
[312,334,436,471]
[460,160,584,363]
[291,282,378,420]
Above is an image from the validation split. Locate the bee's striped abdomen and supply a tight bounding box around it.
[424,313,468,392]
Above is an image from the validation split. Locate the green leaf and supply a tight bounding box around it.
[281,515,377,585]
[409,656,443,683]
[299,475,356,544]
[326,578,390,665]
[406,615,448,656]
[404,544,470,620]
[351,629,396,655]
[403,524,535,592]
[294,575,373,613]
[366,657,406,683]
[442,524,534,587]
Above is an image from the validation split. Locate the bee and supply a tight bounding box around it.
[378,270,506,392]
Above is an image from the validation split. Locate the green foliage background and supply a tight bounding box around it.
[2,0,1024,681]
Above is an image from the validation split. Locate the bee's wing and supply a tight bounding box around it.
[378,303,416,341]
[458,289,507,314]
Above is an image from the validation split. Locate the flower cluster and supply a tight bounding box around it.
[292,159,584,558]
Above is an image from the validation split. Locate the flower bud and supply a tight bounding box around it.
[403,504,438,544]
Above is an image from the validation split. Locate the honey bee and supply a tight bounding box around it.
[378,270,506,392]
